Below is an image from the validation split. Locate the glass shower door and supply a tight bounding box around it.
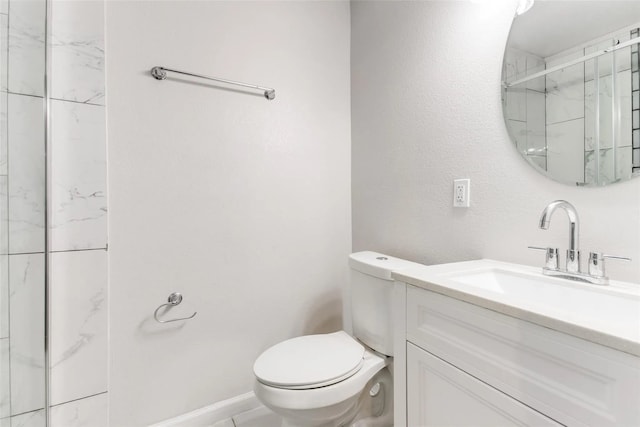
[1,0,48,425]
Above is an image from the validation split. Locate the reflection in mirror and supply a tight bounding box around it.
[502,1,640,186]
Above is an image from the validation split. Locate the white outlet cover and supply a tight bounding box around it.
[453,179,470,208]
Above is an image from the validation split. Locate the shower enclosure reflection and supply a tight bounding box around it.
[0,0,47,424]
[502,1,640,186]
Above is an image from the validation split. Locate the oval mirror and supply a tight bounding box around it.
[502,1,640,186]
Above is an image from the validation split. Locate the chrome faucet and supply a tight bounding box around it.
[530,200,631,285]
[538,200,580,273]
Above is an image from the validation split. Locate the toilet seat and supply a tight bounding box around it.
[253,331,365,390]
[254,344,388,412]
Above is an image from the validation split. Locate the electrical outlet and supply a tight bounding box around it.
[453,179,470,207]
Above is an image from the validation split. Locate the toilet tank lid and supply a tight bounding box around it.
[349,251,424,280]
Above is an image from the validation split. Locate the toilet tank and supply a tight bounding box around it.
[348,251,424,356]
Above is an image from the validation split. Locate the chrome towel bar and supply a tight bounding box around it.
[150,66,276,100]
[154,292,197,324]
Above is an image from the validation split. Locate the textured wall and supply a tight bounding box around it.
[106,1,351,425]
[351,0,640,282]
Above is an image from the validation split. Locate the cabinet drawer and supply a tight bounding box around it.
[407,343,560,427]
[406,285,640,427]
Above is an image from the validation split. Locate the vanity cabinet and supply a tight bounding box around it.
[398,284,640,427]
[407,342,560,426]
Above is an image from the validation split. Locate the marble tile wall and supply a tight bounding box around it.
[50,0,104,105]
[9,254,45,417]
[504,48,547,171]
[1,392,108,427]
[50,100,107,252]
[8,0,45,97]
[1,0,107,425]
[49,250,107,406]
[545,51,585,185]
[0,2,7,424]
[7,93,45,255]
[3,0,48,423]
[632,29,639,172]
[544,26,638,185]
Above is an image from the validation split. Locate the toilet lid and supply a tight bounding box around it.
[253,331,365,389]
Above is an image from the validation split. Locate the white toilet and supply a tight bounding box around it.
[253,251,422,427]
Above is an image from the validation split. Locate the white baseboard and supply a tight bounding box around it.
[150,392,261,427]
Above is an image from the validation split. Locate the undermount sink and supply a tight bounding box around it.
[392,259,640,355]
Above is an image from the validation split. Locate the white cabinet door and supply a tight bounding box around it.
[406,286,640,427]
[407,343,560,427]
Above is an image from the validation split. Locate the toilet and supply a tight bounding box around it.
[253,251,422,427]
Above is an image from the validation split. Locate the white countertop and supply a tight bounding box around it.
[392,259,640,357]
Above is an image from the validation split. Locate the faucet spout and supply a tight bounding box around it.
[538,200,579,251]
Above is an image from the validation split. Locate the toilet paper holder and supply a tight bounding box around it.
[154,292,197,323]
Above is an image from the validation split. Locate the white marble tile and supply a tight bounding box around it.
[529,154,547,171]
[0,91,7,175]
[8,94,45,254]
[505,87,525,121]
[50,393,108,427]
[0,0,7,15]
[547,118,585,185]
[8,0,45,97]
[585,38,631,82]
[9,254,45,416]
[51,0,104,104]
[526,89,545,152]
[546,61,585,125]
[50,100,106,252]
[0,338,9,419]
[587,75,613,150]
[0,253,7,338]
[1,13,8,93]
[0,179,7,338]
[585,146,633,185]
[9,410,44,427]
[50,250,107,406]
[584,79,596,151]
[508,119,526,155]
[615,146,633,181]
[584,70,632,151]
[584,150,599,185]
[503,48,523,81]
[525,56,545,92]
[0,176,6,256]
[617,69,633,148]
[505,48,545,91]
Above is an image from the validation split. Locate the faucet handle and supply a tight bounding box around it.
[528,246,560,270]
[588,252,631,278]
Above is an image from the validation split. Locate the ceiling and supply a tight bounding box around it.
[508,0,640,58]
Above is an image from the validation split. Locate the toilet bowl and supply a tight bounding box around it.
[253,331,390,427]
[252,252,422,427]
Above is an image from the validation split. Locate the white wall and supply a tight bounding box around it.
[351,0,640,282]
[106,1,351,425]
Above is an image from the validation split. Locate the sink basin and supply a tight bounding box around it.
[392,259,640,355]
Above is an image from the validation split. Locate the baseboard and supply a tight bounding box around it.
[149,392,261,427]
